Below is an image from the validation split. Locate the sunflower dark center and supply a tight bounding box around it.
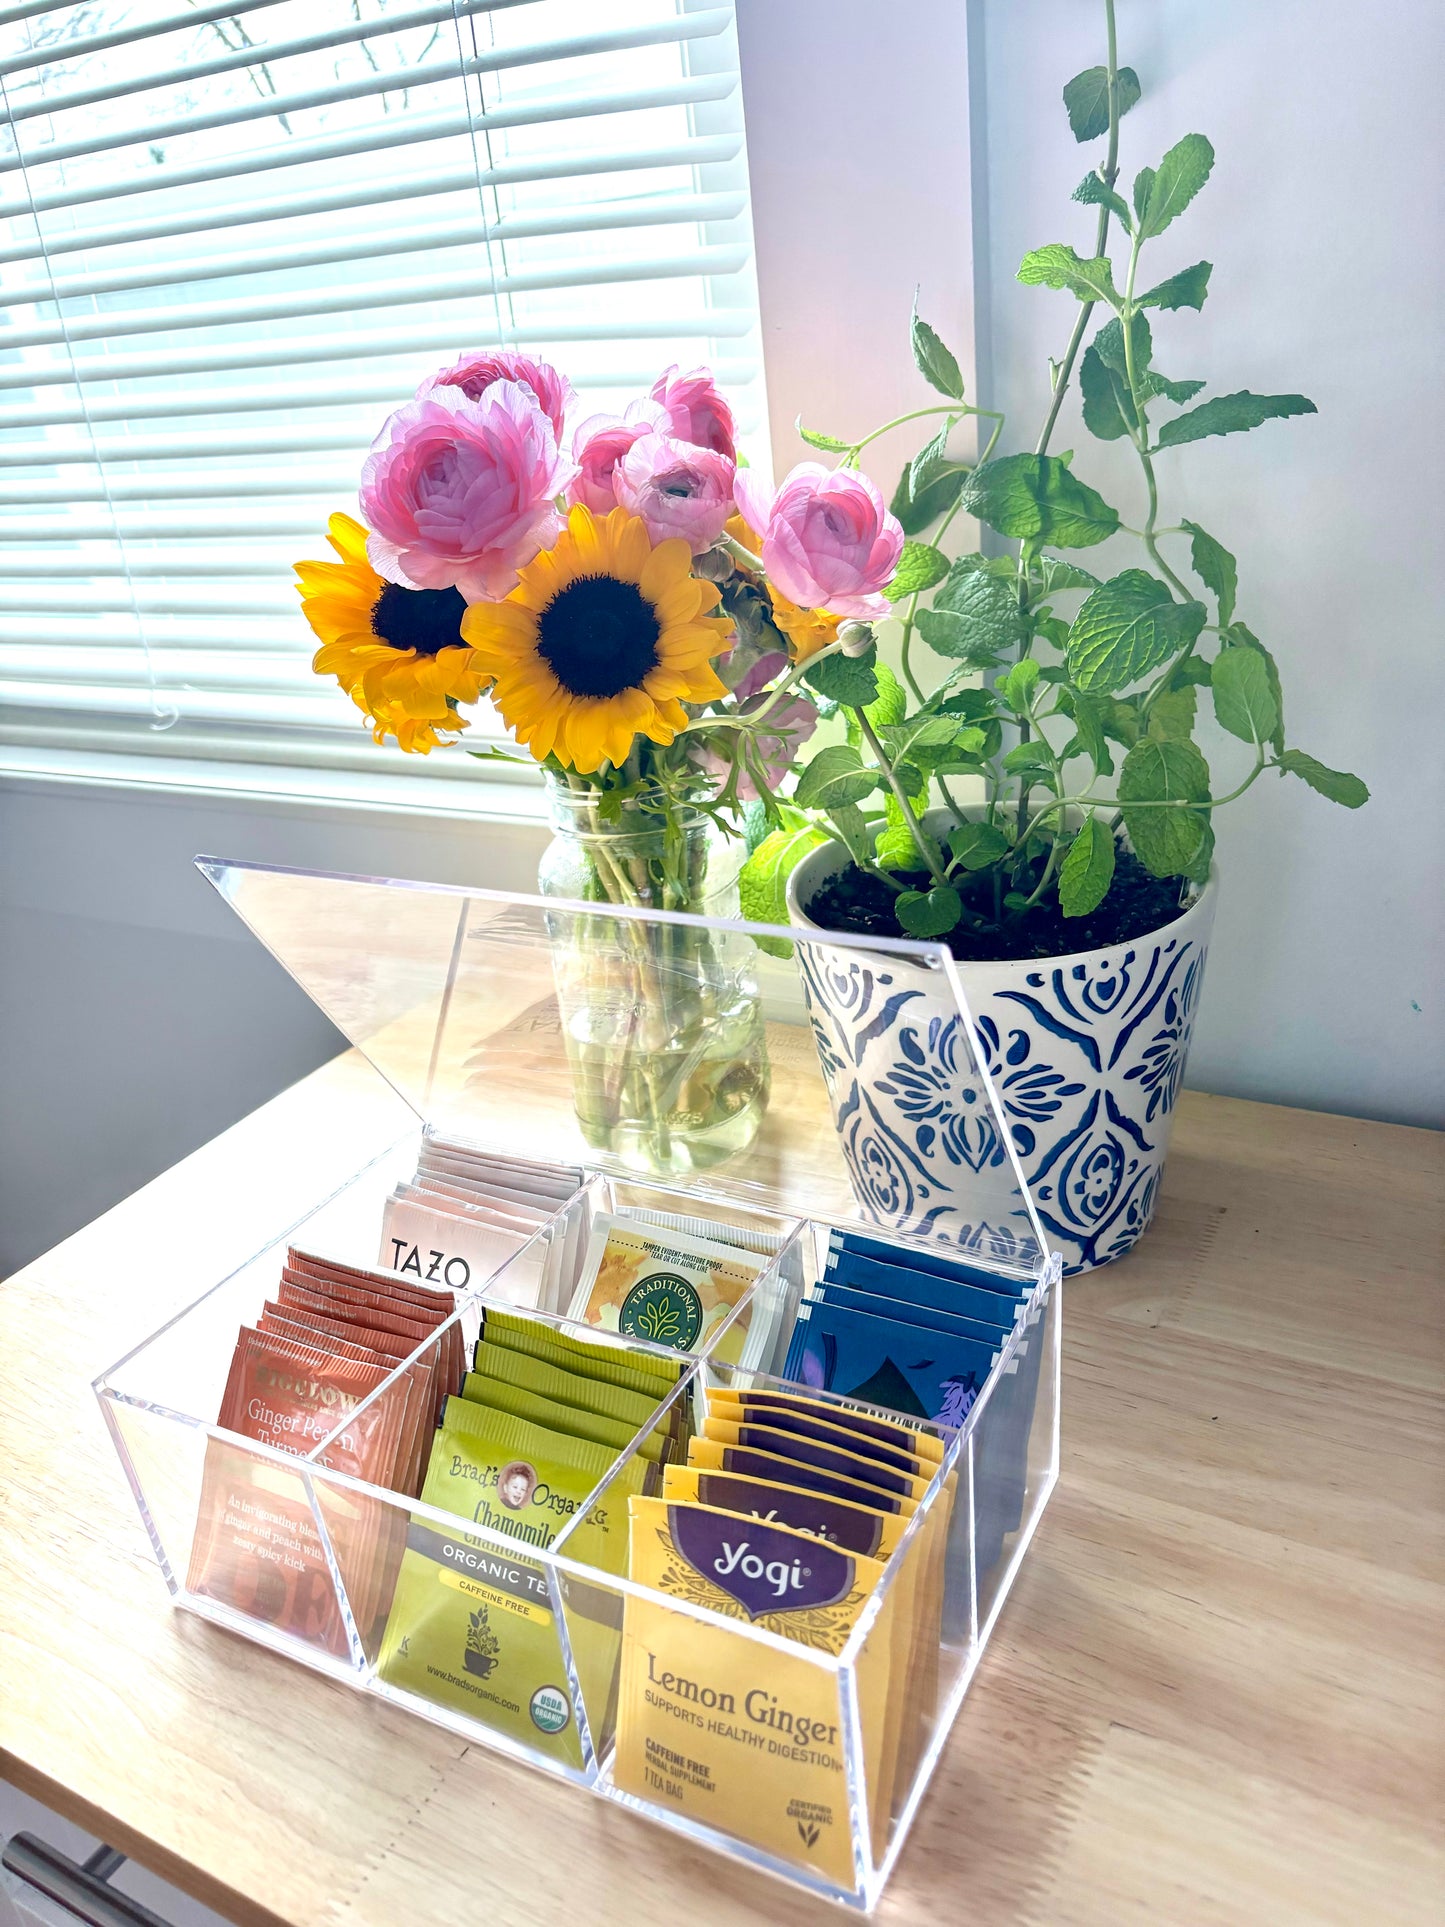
[370,580,467,657]
[535,573,660,699]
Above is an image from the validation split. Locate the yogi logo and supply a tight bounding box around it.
[618,1272,702,1350]
[669,1507,855,1621]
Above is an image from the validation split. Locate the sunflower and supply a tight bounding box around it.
[295,512,488,753]
[724,513,840,663]
[462,504,734,773]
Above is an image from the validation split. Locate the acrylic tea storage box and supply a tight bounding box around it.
[94,859,1062,1912]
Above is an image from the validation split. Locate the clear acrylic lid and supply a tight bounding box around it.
[198,856,1052,1281]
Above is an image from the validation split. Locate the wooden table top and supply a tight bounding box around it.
[2,1053,1442,1927]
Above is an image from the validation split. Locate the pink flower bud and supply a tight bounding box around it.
[649,364,737,461]
[565,400,668,515]
[614,432,736,553]
[360,381,577,602]
[733,462,904,621]
[417,349,574,445]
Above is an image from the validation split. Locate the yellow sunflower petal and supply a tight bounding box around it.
[638,538,696,606]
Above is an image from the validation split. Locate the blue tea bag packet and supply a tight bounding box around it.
[823,1243,1028,1331]
[783,1299,1001,1428]
[827,1227,1032,1294]
[808,1279,1014,1349]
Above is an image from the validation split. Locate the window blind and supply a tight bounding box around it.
[0,0,766,785]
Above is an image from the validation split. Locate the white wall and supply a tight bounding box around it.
[971,0,1444,1127]
[3,0,1440,1273]
[0,778,546,1276]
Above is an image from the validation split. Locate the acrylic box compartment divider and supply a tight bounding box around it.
[93,860,1062,1911]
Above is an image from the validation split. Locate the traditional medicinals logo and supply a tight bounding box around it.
[618,1271,702,1349]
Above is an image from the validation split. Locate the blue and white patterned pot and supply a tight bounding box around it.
[787,836,1217,1275]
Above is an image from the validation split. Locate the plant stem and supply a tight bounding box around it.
[847,403,1003,463]
[1118,228,1196,604]
[1035,0,1121,458]
[854,709,950,887]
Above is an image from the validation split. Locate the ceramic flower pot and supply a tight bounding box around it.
[786,831,1218,1274]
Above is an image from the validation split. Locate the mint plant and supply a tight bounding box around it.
[743,0,1366,946]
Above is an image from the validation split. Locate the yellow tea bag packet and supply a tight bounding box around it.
[690,1418,953,1808]
[706,1387,944,1464]
[617,1496,897,1884]
[377,1398,646,1766]
[696,1419,934,1507]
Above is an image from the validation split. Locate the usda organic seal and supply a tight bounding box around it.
[530,1684,571,1734]
[618,1271,702,1349]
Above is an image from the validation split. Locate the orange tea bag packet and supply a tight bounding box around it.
[189,1328,407,1654]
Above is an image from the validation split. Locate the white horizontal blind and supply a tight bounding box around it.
[0,0,766,782]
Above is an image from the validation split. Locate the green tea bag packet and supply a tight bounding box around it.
[468,1339,677,1450]
[617,1496,897,1884]
[461,1372,669,1463]
[377,1396,648,1766]
[478,1306,685,1398]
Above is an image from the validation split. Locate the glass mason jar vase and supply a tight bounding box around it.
[537,775,771,1179]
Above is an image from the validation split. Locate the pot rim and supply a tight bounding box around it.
[784,826,1218,972]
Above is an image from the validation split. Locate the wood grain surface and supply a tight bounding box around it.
[2,1050,1441,1926]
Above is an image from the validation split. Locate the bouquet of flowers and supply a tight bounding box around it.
[294,350,906,1174]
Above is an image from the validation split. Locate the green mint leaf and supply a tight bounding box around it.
[1001,657,1041,715]
[1118,737,1213,878]
[885,540,950,601]
[946,551,1019,583]
[874,812,921,871]
[1139,133,1215,238]
[1277,749,1369,808]
[1148,684,1198,741]
[911,299,965,399]
[1131,165,1156,220]
[796,420,853,453]
[1223,622,1284,753]
[1033,555,1101,595]
[960,453,1120,549]
[1067,570,1208,691]
[878,714,964,769]
[826,801,882,871]
[1062,64,1141,143]
[895,885,963,939]
[793,743,884,810]
[1059,690,1114,776]
[1155,390,1318,450]
[1001,742,1053,777]
[1093,311,1152,376]
[1017,243,1121,308]
[1058,813,1116,916]
[863,661,908,731]
[1034,615,1072,650]
[1137,260,1213,311]
[889,461,967,537]
[1141,371,1206,404]
[1080,341,1135,440]
[803,647,879,707]
[1211,646,1278,745]
[1073,170,1132,227]
[1180,519,1237,624]
[737,823,830,955]
[948,822,1011,871]
[909,421,966,499]
[1183,816,1216,887]
[927,562,1031,660]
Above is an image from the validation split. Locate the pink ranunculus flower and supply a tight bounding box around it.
[650,364,736,461]
[360,381,576,602]
[695,651,818,798]
[733,462,904,620]
[417,349,574,445]
[566,399,669,515]
[615,432,736,553]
